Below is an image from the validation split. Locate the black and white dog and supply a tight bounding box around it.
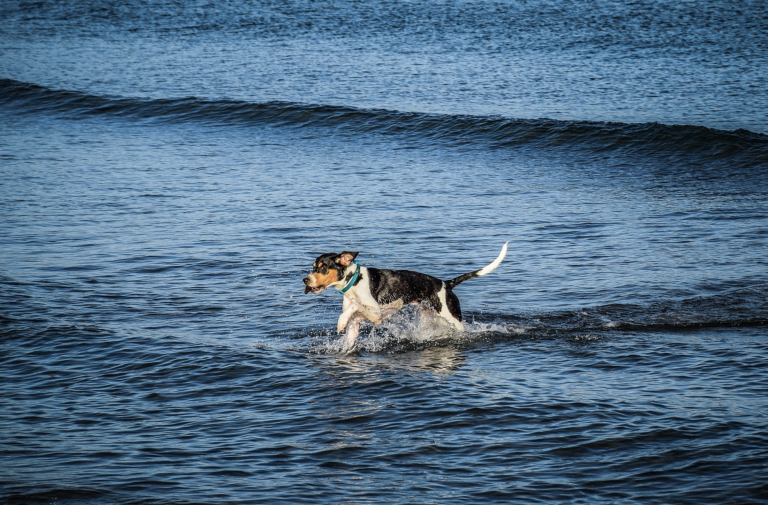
[304,243,507,353]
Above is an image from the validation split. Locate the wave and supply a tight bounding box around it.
[2,78,767,164]
[501,284,768,335]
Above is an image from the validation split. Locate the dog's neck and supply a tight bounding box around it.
[335,261,361,295]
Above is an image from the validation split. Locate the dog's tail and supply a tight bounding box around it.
[446,242,508,290]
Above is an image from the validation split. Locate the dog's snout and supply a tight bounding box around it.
[303,276,310,285]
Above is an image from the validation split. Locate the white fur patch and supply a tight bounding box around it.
[437,285,464,331]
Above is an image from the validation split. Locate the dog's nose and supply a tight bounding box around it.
[303,276,310,285]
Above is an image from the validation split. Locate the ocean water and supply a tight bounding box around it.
[2,1,768,504]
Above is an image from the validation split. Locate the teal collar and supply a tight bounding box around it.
[336,261,361,295]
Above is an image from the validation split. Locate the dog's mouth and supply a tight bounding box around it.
[304,285,326,294]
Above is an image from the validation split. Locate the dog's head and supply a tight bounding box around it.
[303,251,358,294]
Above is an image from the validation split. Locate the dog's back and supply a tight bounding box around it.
[365,267,444,306]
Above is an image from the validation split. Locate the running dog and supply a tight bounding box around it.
[303,243,507,353]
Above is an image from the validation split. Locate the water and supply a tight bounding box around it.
[2,1,768,503]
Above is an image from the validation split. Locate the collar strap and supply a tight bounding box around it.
[336,261,361,295]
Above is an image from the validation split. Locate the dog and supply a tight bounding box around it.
[303,243,508,353]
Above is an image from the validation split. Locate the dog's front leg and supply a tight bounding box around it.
[355,304,383,325]
[340,316,361,354]
[337,301,360,333]
[338,298,383,331]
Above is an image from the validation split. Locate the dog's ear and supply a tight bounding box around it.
[335,251,359,267]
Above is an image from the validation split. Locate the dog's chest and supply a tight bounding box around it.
[343,268,382,309]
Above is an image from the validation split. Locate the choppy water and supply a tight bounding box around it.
[2,1,768,504]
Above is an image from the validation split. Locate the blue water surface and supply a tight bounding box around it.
[2,1,768,504]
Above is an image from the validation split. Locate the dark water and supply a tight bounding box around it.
[2,1,768,504]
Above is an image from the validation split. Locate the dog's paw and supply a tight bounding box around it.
[337,303,359,333]
[337,313,351,332]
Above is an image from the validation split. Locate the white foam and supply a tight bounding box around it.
[464,320,528,336]
[305,305,528,355]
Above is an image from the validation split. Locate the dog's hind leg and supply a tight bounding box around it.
[437,289,464,331]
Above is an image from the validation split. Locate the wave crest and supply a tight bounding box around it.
[2,78,767,164]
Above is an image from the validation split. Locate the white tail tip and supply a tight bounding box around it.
[478,242,508,276]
